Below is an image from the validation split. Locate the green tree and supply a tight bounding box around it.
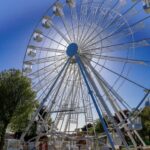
[139,106,150,144]
[95,119,104,134]
[0,69,36,150]
[10,100,37,133]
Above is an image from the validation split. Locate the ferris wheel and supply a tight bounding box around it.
[22,0,150,149]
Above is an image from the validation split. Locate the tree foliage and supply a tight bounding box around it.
[139,106,150,144]
[95,119,104,134]
[10,99,37,132]
[0,69,36,149]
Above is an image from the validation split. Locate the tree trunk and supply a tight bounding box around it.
[0,124,7,150]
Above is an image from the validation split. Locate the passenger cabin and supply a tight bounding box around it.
[33,30,43,42]
[132,0,150,13]
[27,45,36,57]
[143,0,150,13]
[42,16,52,29]
[23,63,32,73]
[53,2,64,16]
[66,0,76,7]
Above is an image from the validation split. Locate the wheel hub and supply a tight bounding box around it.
[66,43,78,57]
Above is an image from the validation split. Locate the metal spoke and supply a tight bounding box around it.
[84,59,132,110]
[97,15,150,44]
[84,53,150,65]
[29,46,65,53]
[82,7,148,50]
[98,0,141,36]
[82,0,141,46]
[80,0,106,47]
[24,54,65,65]
[79,0,101,47]
[61,15,73,42]
[77,0,95,46]
[84,56,148,90]
[46,63,72,118]
[100,0,120,27]
[82,37,150,53]
[29,58,66,79]
[54,65,73,128]
[67,2,78,43]
[51,22,71,44]
[42,33,67,47]
[32,61,67,91]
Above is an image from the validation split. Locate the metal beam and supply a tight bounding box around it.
[75,54,116,150]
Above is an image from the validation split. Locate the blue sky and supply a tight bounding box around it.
[0,0,53,71]
[0,0,150,108]
[0,0,150,71]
